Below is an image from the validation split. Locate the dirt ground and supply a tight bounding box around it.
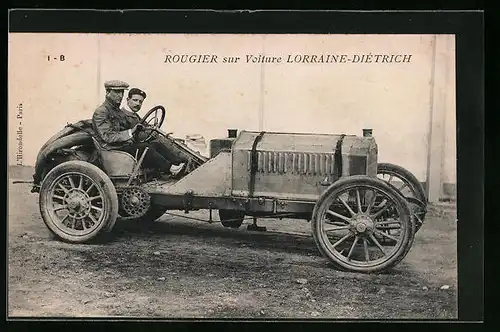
[8,168,458,320]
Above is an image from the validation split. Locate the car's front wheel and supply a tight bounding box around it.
[39,161,119,243]
[311,175,414,273]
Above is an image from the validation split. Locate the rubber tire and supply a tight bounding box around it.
[39,161,119,243]
[377,163,427,203]
[219,209,245,229]
[378,163,427,232]
[311,175,415,274]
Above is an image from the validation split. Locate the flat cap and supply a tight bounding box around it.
[104,80,129,90]
[128,88,147,99]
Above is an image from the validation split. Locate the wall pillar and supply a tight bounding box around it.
[426,35,452,202]
[96,34,101,104]
[258,35,266,131]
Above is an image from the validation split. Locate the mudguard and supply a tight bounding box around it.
[33,120,96,186]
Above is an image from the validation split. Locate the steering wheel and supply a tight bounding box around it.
[136,105,166,142]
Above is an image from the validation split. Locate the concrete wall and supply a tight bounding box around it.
[8,33,456,199]
[8,33,100,166]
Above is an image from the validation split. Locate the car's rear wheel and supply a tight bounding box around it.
[219,209,245,228]
[39,161,119,243]
[377,163,426,202]
[311,175,414,273]
[377,163,427,232]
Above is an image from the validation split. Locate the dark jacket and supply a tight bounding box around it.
[92,99,140,149]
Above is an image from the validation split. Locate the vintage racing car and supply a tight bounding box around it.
[21,105,428,273]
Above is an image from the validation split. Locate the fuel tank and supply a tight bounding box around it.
[209,129,239,158]
[231,131,378,201]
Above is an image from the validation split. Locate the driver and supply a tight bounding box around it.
[92,80,186,177]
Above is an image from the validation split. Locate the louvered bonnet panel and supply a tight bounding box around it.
[247,151,337,176]
[231,131,378,201]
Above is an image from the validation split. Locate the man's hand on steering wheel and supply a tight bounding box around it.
[135,105,166,143]
[135,127,159,143]
[131,123,145,134]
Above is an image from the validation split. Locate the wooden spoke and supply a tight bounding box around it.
[356,189,362,213]
[53,195,66,202]
[338,196,356,217]
[58,183,70,194]
[363,238,370,262]
[88,213,98,226]
[365,190,378,214]
[369,234,386,256]
[85,183,95,194]
[332,233,353,248]
[91,205,102,212]
[347,236,359,260]
[61,214,70,224]
[68,176,76,189]
[396,182,407,192]
[324,219,348,226]
[374,230,399,243]
[371,202,390,219]
[70,216,76,229]
[54,205,67,212]
[326,210,351,223]
[324,225,351,233]
[375,221,402,228]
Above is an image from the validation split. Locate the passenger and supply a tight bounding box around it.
[121,87,146,117]
[92,80,186,177]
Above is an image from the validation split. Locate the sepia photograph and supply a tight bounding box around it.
[7,10,479,322]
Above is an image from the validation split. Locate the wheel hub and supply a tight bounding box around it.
[356,222,367,233]
[351,214,374,235]
[65,190,91,217]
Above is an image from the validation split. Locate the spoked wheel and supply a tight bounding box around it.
[311,175,414,273]
[39,161,119,243]
[377,163,427,232]
[219,209,245,229]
